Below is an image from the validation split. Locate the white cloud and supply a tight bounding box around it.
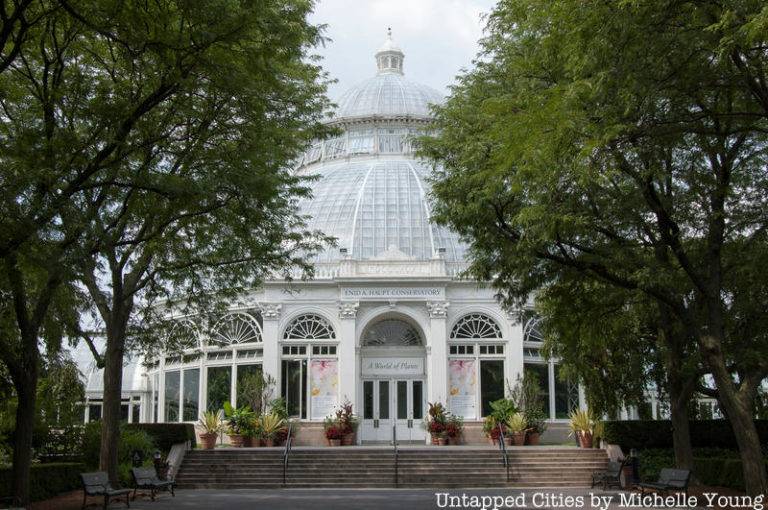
[309,0,496,98]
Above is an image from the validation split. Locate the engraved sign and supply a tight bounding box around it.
[361,357,425,376]
[341,287,444,300]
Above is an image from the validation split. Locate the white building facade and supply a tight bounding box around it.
[76,33,582,444]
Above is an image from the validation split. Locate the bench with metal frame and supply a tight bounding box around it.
[131,466,175,501]
[591,457,630,490]
[638,468,691,498]
[80,471,131,510]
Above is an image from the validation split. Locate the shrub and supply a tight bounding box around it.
[603,419,768,451]
[693,457,747,491]
[125,423,197,451]
[82,422,155,470]
[0,462,83,502]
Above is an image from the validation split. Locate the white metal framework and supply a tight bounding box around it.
[362,319,422,346]
[210,312,262,346]
[450,313,503,340]
[282,314,336,340]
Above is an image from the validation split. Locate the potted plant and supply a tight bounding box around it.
[259,413,285,447]
[483,415,503,445]
[506,412,528,446]
[224,402,255,447]
[524,406,548,445]
[592,419,605,448]
[426,402,448,445]
[324,418,343,446]
[445,415,463,445]
[336,400,358,446]
[569,409,594,448]
[243,415,261,447]
[198,410,224,449]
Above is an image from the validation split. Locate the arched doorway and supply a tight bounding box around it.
[359,315,427,443]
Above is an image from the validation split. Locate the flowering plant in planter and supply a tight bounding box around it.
[335,400,358,445]
[445,415,464,444]
[425,402,448,444]
[324,418,344,446]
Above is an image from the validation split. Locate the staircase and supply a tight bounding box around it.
[175,447,607,489]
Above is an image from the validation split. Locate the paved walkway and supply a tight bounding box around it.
[126,488,667,510]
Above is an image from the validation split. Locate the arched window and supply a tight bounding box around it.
[167,319,199,350]
[362,319,422,346]
[283,314,336,340]
[210,312,262,346]
[523,316,544,343]
[450,313,502,340]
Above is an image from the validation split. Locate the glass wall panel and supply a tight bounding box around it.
[164,371,180,422]
[480,360,505,417]
[236,364,263,411]
[152,374,159,423]
[132,403,140,424]
[378,380,389,419]
[281,360,306,419]
[363,381,374,419]
[554,364,579,419]
[412,380,423,420]
[183,368,200,422]
[120,404,130,422]
[88,404,102,422]
[525,364,551,419]
[206,366,231,412]
[397,381,408,420]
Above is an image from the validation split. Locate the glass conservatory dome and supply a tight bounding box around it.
[295,30,467,266]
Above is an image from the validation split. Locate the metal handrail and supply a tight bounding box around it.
[497,424,510,482]
[392,424,399,488]
[282,422,293,487]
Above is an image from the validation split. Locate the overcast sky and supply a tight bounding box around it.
[309,0,498,99]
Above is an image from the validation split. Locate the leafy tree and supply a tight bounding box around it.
[0,0,330,502]
[421,0,768,495]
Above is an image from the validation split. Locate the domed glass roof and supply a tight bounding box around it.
[296,31,467,266]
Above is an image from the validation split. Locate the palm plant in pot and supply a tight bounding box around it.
[568,408,594,448]
[259,413,285,447]
[244,415,261,447]
[506,412,528,446]
[198,410,224,449]
[224,402,254,447]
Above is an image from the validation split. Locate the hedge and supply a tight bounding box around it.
[0,462,83,502]
[124,423,196,451]
[603,420,768,451]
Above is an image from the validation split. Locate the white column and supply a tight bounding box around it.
[426,301,449,406]
[337,301,359,407]
[261,303,282,393]
[506,309,525,393]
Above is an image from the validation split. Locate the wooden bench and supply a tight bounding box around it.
[638,468,691,498]
[80,471,131,509]
[131,466,175,501]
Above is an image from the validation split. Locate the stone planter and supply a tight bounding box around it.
[229,434,244,447]
[200,433,217,450]
[342,432,355,446]
[527,431,540,446]
[329,438,341,447]
[511,432,526,446]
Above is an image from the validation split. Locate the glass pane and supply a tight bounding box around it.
[152,375,159,423]
[397,381,408,420]
[282,360,305,418]
[164,371,180,422]
[554,365,579,419]
[379,380,389,420]
[132,404,140,424]
[183,369,200,422]
[363,381,374,419]
[206,366,231,412]
[88,404,101,422]
[236,364,264,412]
[120,404,129,422]
[525,364,551,419]
[480,360,504,417]
[412,381,423,420]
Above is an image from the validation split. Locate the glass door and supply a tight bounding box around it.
[361,379,392,442]
[393,380,426,442]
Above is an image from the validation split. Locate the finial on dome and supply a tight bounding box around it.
[375,27,404,75]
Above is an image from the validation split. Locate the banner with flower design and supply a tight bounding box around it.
[448,359,476,418]
[310,359,338,419]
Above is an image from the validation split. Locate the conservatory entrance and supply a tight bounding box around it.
[358,317,428,443]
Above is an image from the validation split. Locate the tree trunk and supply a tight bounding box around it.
[10,367,37,507]
[99,318,128,484]
[703,335,767,496]
[668,387,694,471]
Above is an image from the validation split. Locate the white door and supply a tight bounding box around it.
[394,379,426,442]
[361,379,392,442]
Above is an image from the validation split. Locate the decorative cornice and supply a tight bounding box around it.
[338,301,359,319]
[261,303,282,320]
[426,301,450,319]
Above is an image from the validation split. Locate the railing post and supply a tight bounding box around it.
[392,424,398,488]
[282,423,293,487]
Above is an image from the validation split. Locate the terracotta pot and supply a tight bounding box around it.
[488,437,499,446]
[243,436,254,447]
[329,438,341,447]
[264,437,275,447]
[511,432,526,446]
[200,433,217,450]
[342,432,355,446]
[504,436,514,446]
[431,434,441,445]
[448,436,460,445]
[437,437,448,446]
[229,434,244,448]
[527,431,540,446]
[578,431,593,448]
